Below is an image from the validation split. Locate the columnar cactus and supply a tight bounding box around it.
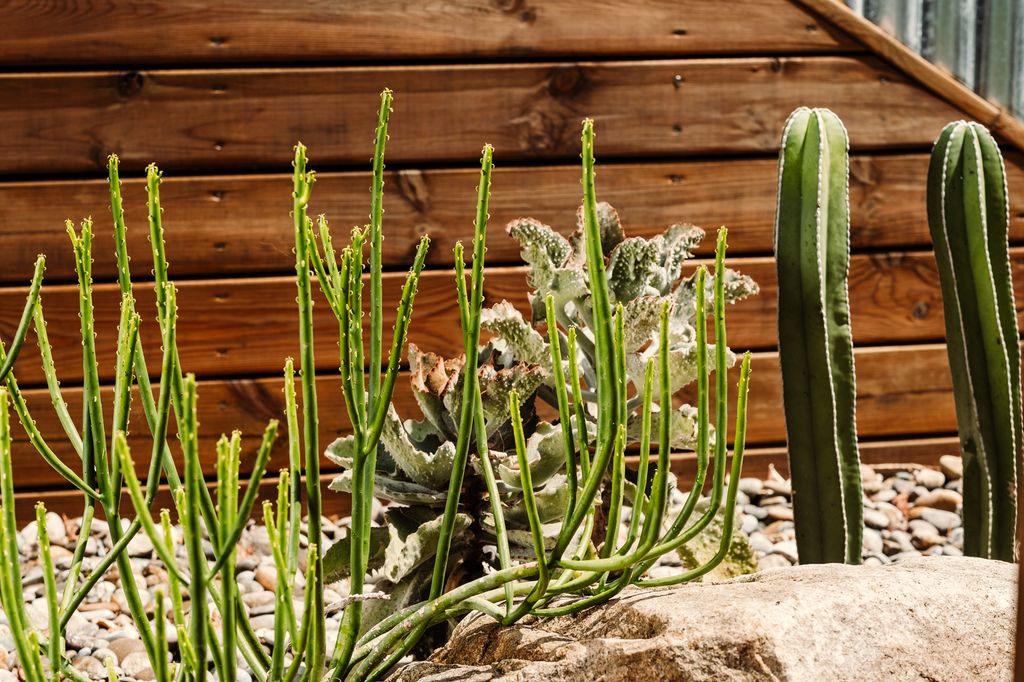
[774,107,863,565]
[927,121,1021,561]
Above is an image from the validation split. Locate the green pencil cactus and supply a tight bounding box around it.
[927,121,1022,561]
[0,92,755,681]
[774,107,863,565]
[0,152,295,680]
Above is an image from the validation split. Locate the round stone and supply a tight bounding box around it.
[763,505,794,522]
[913,468,946,489]
[938,455,964,480]
[106,636,146,662]
[862,508,891,530]
[912,489,962,512]
[122,650,156,680]
[910,507,962,532]
[71,655,106,677]
[862,528,883,555]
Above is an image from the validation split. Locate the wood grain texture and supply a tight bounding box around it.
[0,0,855,67]
[4,153,1023,284]
[2,249,1021,386]
[3,344,987,489]
[0,57,962,176]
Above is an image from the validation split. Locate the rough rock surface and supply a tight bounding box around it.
[388,557,1015,682]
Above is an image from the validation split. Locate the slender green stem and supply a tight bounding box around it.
[153,588,170,682]
[33,302,82,456]
[625,359,655,548]
[35,504,61,681]
[354,562,540,681]
[291,143,325,679]
[218,433,241,682]
[579,119,617,458]
[114,433,188,583]
[0,254,45,384]
[206,421,278,580]
[282,360,302,578]
[545,295,578,519]
[0,341,98,499]
[0,390,45,682]
[60,503,94,611]
[429,145,493,602]
[566,327,591,478]
[362,236,430,449]
[161,510,188,630]
[368,89,392,410]
[181,376,208,677]
[641,352,752,586]
[600,307,628,560]
[501,390,550,624]
[69,219,110,502]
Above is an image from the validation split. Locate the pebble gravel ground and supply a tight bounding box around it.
[0,456,966,679]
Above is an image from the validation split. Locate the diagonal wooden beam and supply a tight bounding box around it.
[792,0,1024,152]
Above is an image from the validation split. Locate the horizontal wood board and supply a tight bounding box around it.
[1,249,1022,385]
[2,343,1001,490]
[0,0,856,67]
[0,57,962,176]
[1,152,1022,284]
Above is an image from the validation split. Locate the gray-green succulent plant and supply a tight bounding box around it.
[325,203,759,626]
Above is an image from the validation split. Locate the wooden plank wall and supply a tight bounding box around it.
[0,0,1020,518]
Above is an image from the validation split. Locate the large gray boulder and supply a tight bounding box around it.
[389,557,1015,681]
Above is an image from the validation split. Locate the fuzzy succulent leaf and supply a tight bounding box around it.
[378,404,455,489]
[628,343,735,396]
[672,268,759,326]
[380,508,472,584]
[325,436,400,478]
[480,301,551,369]
[506,217,589,324]
[627,403,705,450]
[324,526,389,583]
[482,520,562,557]
[408,344,463,434]
[507,217,573,285]
[445,362,546,438]
[502,473,569,526]
[329,469,448,506]
[572,201,625,257]
[358,561,435,638]
[649,224,705,292]
[621,296,667,353]
[606,237,663,302]
[324,436,356,468]
[496,421,568,489]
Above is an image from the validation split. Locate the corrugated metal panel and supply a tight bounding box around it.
[846,0,1023,118]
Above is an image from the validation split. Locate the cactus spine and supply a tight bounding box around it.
[774,107,863,565]
[927,121,1021,561]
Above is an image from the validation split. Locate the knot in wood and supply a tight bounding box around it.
[117,71,144,99]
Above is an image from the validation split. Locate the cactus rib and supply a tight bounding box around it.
[927,121,1021,560]
[774,107,863,565]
